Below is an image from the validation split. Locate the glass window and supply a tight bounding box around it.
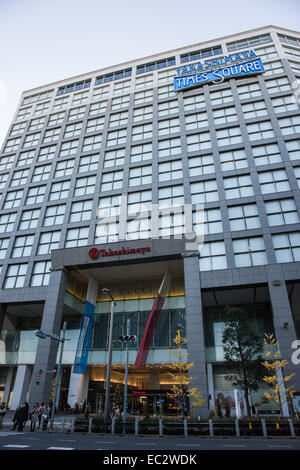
[98,195,121,218]
[219,149,248,171]
[158,101,178,117]
[233,236,267,267]
[101,170,123,191]
[86,116,105,133]
[252,143,282,166]
[271,95,298,113]
[272,232,300,263]
[43,128,60,143]
[127,190,152,215]
[228,204,261,231]
[43,204,66,226]
[70,200,93,222]
[74,175,96,196]
[19,208,40,230]
[241,101,268,119]
[129,165,152,186]
[49,181,70,200]
[216,127,242,146]
[194,208,222,235]
[4,264,28,288]
[65,227,89,247]
[106,129,127,146]
[11,169,29,186]
[109,111,128,127]
[185,112,209,130]
[31,164,51,182]
[28,117,45,132]
[37,231,61,254]
[59,140,79,157]
[63,122,82,139]
[0,212,16,233]
[68,106,86,120]
[54,159,74,178]
[158,138,181,157]
[4,190,23,209]
[210,89,233,105]
[246,121,275,141]
[224,174,254,199]
[79,154,100,172]
[265,198,299,226]
[213,106,237,125]
[25,186,46,205]
[82,134,102,152]
[183,94,205,111]
[103,149,125,168]
[188,154,215,176]
[130,143,152,163]
[0,238,9,260]
[191,179,218,203]
[258,169,290,194]
[12,235,34,258]
[236,82,262,100]
[286,140,300,161]
[38,145,56,161]
[278,116,300,136]
[187,132,211,151]
[132,124,153,141]
[158,160,183,182]
[199,241,227,271]
[158,185,184,208]
[4,137,21,152]
[30,261,51,286]
[17,150,35,167]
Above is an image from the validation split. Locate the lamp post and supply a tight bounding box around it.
[103,288,116,421]
[34,321,67,431]
[123,318,130,425]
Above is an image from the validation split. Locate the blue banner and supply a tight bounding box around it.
[73,300,95,374]
[174,58,264,91]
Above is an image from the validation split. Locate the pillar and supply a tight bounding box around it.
[3,367,14,405]
[67,366,90,408]
[10,365,32,410]
[207,363,215,410]
[183,253,209,419]
[28,267,68,408]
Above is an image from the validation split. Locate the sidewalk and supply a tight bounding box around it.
[1,410,75,433]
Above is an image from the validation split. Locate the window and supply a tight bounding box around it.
[272,232,300,263]
[103,149,125,168]
[199,241,227,271]
[137,57,175,73]
[131,143,152,163]
[278,34,300,47]
[74,175,96,196]
[79,154,100,172]
[95,221,119,243]
[12,235,34,258]
[263,60,285,75]
[158,160,183,182]
[113,80,131,94]
[43,128,60,143]
[127,218,151,239]
[265,199,299,226]
[0,173,8,190]
[101,170,123,191]
[241,101,268,119]
[158,68,176,84]
[111,95,129,110]
[0,213,16,233]
[246,121,275,141]
[4,264,28,288]
[210,89,233,105]
[271,95,298,113]
[48,112,65,126]
[92,86,109,101]
[18,209,40,230]
[59,140,79,157]
[30,261,51,286]
[228,204,260,231]
[233,236,267,267]
[32,164,51,182]
[98,195,121,218]
[190,179,218,203]
[185,112,208,130]
[216,127,242,146]
[286,140,300,161]
[293,167,300,188]
[188,154,215,176]
[158,101,178,117]
[0,238,9,260]
[158,84,176,99]
[82,134,102,152]
[38,145,56,161]
[158,138,181,157]
[194,208,222,235]
[29,117,45,131]
[129,165,152,186]
[53,96,69,110]
[17,150,35,167]
[236,82,262,100]
[106,129,127,146]
[127,190,152,215]
[278,116,300,135]
[109,111,128,127]
[10,121,26,136]
[4,190,23,209]
[181,45,222,62]
[49,181,70,200]
[65,227,89,247]
[134,90,153,106]
[224,174,254,199]
[37,231,61,255]
[86,117,105,133]
[219,149,248,171]
[16,107,31,120]
[58,79,91,95]
[72,91,89,106]
[70,200,93,223]
[258,169,290,194]
[43,204,66,226]
[4,137,21,152]
[54,159,74,178]
[11,169,29,186]
[133,106,153,122]
[34,102,50,115]
[159,210,185,237]
[158,185,184,208]
[183,94,205,111]
[252,143,282,166]
[0,155,14,171]
[23,133,40,148]
[213,107,237,125]
[63,122,82,139]
[69,106,86,120]
[186,132,211,151]
[265,77,291,94]
[25,186,46,205]
[227,34,271,51]
[132,124,153,141]
[96,69,131,84]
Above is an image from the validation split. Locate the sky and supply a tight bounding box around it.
[0,0,299,147]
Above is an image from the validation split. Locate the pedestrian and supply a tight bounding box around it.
[85,402,92,418]
[42,403,51,430]
[38,403,45,429]
[0,402,6,430]
[13,402,27,431]
[30,403,39,432]
[23,402,29,429]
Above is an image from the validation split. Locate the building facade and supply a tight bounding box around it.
[0,25,300,418]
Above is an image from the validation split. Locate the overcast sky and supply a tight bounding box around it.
[0,0,299,146]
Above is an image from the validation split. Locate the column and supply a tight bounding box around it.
[0,303,6,332]
[67,366,90,408]
[10,365,32,410]
[28,267,68,408]
[266,265,300,393]
[3,367,14,405]
[207,363,215,410]
[183,254,209,419]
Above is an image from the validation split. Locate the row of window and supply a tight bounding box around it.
[1,229,300,288]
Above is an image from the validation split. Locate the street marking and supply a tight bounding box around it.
[222,445,246,447]
[56,439,77,442]
[268,445,294,448]
[177,444,201,446]
[94,441,115,444]
[47,446,74,450]
[2,444,30,448]
[136,443,156,446]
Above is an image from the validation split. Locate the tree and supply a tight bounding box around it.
[222,307,265,417]
[167,330,205,416]
[261,333,295,417]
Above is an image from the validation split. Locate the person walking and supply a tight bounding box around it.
[42,403,51,430]
[29,403,39,432]
[13,402,27,431]
[38,403,45,429]
[23,402,29,430]
[0,402,6,430]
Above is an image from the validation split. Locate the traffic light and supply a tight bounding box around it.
[118,335,137,342]
[36,369,43,385]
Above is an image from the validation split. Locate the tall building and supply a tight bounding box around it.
[0,25,300,418]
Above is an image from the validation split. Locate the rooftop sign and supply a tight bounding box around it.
[174,50,264,91]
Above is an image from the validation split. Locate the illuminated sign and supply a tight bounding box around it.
[174,50,264,91]
[88,246,151,260]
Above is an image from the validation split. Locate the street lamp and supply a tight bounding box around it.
[103,288,116,421]
[34,321,68,430]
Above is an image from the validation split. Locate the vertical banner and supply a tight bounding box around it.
[135,271,172,367]
[73,277,98,375]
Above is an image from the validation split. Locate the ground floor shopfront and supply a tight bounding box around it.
[0,237,300,417]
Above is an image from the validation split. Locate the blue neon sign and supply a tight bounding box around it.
[174,57,264,92]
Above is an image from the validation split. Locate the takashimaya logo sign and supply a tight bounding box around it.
[89,246,151,260]
[174,49,264,91]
